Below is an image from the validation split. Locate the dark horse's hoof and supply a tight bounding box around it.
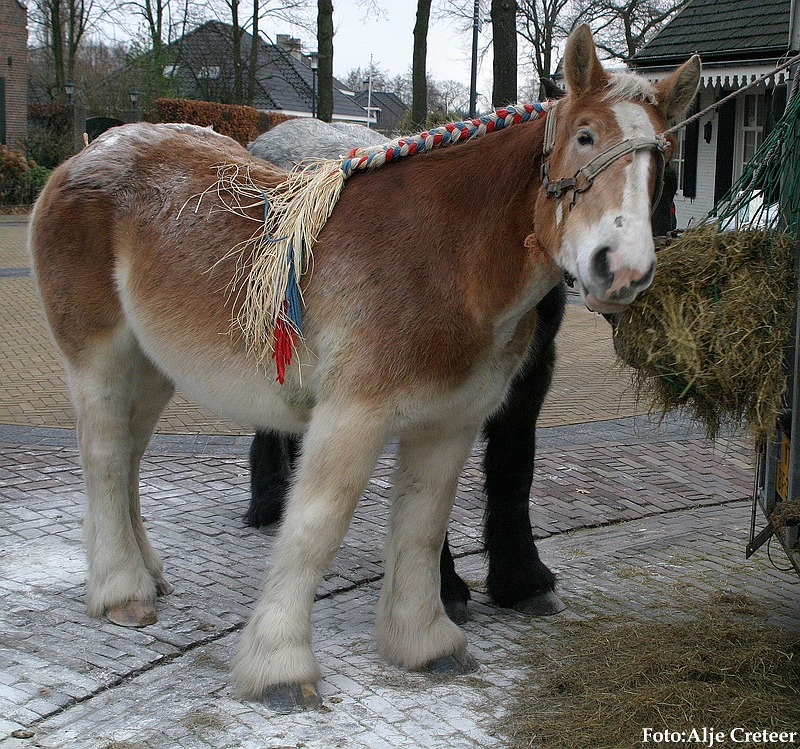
[513,590,566,616]
[260,682,322,713]
[443,599,470,625]
[422,650,479,675]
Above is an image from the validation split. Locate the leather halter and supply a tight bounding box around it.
[540,101,669,211]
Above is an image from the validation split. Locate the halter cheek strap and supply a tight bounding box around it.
[541,101,669,211]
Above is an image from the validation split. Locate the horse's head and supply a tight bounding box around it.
[535,24,700,314]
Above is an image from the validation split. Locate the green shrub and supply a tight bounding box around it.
[18,164,52,191]
[25,102,73,168]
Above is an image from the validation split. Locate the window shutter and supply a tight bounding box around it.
[681,96,699,199]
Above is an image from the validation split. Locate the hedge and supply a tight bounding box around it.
[147,98,261,146]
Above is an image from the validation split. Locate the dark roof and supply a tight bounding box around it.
[633,0,790,65]
[353,91,409,119]
[166,21,368,120]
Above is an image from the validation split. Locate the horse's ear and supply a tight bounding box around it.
[564,24,608,97]
[655,55,701,122]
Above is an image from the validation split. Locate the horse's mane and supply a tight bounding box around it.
[604,72,659,107]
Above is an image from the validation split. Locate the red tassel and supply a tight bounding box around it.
[272,315,297,385]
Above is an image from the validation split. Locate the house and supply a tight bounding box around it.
[164,21,370,124]
[352,90,409,134]
[631,0,794,229]
[0,0,28,149]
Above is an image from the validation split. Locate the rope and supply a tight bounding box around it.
[710,66,800,233]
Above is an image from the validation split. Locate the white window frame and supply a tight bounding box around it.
[734,90,765,181]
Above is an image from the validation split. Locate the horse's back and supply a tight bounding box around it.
[30,123,282,364]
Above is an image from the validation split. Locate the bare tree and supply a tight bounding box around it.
[411,0,433,130]
[31,0,98,100]
[491,0,516,106]
[197,0,312,106]
[576,0,688,62]
[516,0,573,85]
[344,62,390,93]
[317,0,334,121]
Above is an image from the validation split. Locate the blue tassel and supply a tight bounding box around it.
[285,242,303,334]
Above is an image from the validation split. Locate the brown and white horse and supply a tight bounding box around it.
[29,26,699,711]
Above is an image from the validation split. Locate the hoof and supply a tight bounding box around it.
[422,650,479,676]
[105,600,157,628]
[443,599,470,625]
[260,682,322,714]
[513,590,566,616]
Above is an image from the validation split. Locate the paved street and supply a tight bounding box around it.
[1,216,798,748]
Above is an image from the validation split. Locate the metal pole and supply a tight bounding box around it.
[776,4,800,571]
[366,54,374,128]
[469,0,479,118]
[312,69,317,118]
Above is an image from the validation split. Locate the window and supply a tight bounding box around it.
[673,127,686,188]
[736,92,765,178]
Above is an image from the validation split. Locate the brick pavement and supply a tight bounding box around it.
[1,219,798,748]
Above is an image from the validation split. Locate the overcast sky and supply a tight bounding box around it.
[295,0,494,104]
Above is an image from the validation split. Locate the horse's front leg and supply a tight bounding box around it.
[232,400,389,712]
[482,332,565,615]
[247,432,474,624]
[480,282,566,615]
[376,424,479,675]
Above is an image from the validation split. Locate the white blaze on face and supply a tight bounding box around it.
[610,100,657,288]
[560,99,658,309]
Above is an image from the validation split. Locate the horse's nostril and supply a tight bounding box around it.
[592,246,613,285]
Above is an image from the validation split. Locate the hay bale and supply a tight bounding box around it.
[614,224,797,439]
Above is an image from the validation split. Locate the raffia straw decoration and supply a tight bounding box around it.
[614,223,797,439]
[201,158,347,366]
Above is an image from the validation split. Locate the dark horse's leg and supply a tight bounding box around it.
[482,283,566,614]
[244,431,300,527]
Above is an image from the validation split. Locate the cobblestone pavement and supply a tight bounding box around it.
[1,219,799,748]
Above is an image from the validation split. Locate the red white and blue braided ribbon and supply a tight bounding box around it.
[340,102,554,177]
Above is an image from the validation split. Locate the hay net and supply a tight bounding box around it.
[614,77,800,439]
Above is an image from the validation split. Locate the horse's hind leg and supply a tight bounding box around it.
[376,425,479,675]
[125,355,176,602]
[71,327,173,627]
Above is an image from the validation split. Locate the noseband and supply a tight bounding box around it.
[540,101,669,210]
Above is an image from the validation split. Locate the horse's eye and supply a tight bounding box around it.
[577,131,594,146]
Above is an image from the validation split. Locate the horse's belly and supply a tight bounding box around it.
[163,353,310,433]
[115,260,312,433]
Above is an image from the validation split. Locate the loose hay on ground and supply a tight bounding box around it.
[503,592,800,749]
[614,225,797,439]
